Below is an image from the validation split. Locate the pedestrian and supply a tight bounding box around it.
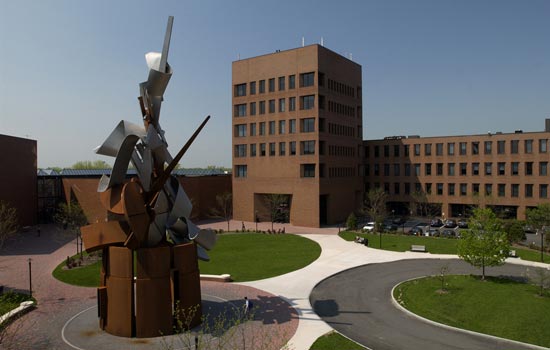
[244,296,250,315]
[241,221,246,231]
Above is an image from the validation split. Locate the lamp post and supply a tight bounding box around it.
[28,258,33,298]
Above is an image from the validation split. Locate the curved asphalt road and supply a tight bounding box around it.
[310,259,545,350]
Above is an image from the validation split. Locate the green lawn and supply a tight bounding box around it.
[394,275,550,347]
[339,231,550,263]
[0,291,34,316]
[53,233,321,286]
[309,331,366,350]
[199,233,321,282]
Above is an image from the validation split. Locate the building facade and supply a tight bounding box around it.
[232,45,363,227]
[364,120,550,220]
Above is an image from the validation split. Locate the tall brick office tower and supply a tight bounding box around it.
[232,44,363,227]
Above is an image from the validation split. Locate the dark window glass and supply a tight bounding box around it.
[234,83,246,97]
[300,95,315,110]
[250,81,256,95]
[259,80,265,93]
[235,165,247,177]
[300,72,315,87]
[278,76,285,91]
[268,78,275,92]
[289,75,296,89]
[302,164,315,177]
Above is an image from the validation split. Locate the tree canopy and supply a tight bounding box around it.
[71,160,112,169]
[457,207,510,279]
[0,201,19,249]
[364,188,388,232]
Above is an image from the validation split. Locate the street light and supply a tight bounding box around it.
[28,258,33,298]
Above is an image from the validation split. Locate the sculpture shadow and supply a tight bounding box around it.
[0,224,74,256]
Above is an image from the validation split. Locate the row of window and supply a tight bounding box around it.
[367,161,549,177]
[234,163,357,179]
[234,118,316,137]
[234,95,315,117]
[328,122,356,137]
[328,145,356,157]
[234,141,316,157]
[368,182,549,199]
[368,138,549,158]
[234,72,317,97]
[327,100,358,118]
[327,78,359,98]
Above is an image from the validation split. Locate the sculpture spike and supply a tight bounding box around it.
[159,16,174,73]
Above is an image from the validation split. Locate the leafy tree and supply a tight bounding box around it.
[503,220,526,244]
[458,208,510,280]
[54,201,87,257]
[210,192,233,231]
[526,203,550,263]
[265,194,289,230]
[346,212,357,230]
[71,160,112,169]
[364,188,387,233]
[0,201,19,250]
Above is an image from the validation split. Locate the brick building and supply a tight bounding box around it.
[364,120,550,220]
[232,45,364,227]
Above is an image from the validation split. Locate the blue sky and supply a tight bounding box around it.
[1,0,549,168]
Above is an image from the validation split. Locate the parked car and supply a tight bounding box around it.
[457,219,468,228]
[392,217,406,225]
[362,222,375,231]
[408,226,423,236]
[524,225,536,233]
[384,223,398,232]
[444,219,457,228]
[427,228,440,236]
[430,218,444,227]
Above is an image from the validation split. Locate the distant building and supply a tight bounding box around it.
[364,120,550,220]
[0,134,37,226]
[232,45,364,227]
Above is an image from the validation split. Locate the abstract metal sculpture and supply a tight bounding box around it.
[81,16,216,338]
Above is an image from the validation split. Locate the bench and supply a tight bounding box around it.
[411,245,427,253]
[509,250,517,258]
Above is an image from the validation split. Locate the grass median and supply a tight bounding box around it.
[394,275,550,347]
[309,331,366,349]
[53,233,321,286]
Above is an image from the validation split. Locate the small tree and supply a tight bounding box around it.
[525,267,550,297]
[0,201,19,250]
[265,194,288,231]
[54,201,87,257]
[503,220,525,244]
[210,192,233,231]
[526,203,550,263]
[458,207,509,280]
[345,212,357,231]
[364,188,388,248]
[436,263,450,292]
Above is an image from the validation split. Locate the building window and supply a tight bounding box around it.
[279,142,286,156]
[300,72,315,87]
[269,121,275,135]
[260,143,266,156]
[300,95,315,110]
[511,184,519,197]
[268,78,275,92]
[374,146,380,157]
[235,165,247,177]
[289,97,296,111]
[472,142,479,155]
[437,183,443,195]
[472,183,480,195]
[301,164,315,177]
[539,139,548,153]
[404,164,411,176]
[394,183,400,195]
[250,102,256,116]
[269,142,276,156]
[301,140,315,155]
[250,144,256,157]
[484,141,492,154]
[498,184,505,197]
[394,145,400,157]
[424,183,432,194]
[250,123,256,136]
[414,164,421,176]
[425,143,432,156]
[318,72,325,87]
[278,76,285,91]
[511,140,519,154]
[460,163,467,176]
[279,120,286,134]
[448,143,455,155]
[512,162,519,175]
[436,143,443,156]
[250,81,256,95]
[448,163,455,176]
[289,119,296,133]
[259,80,265,93]
[234,104,246,117]
[472,163,479,175]
[497,140,505,154]
[279,98,285,112]
[460,183,467,196]
[405,183,411,194]
[289,75,295,89]
[436,163,443,176]
[425,163,432,176]
[498,162,505,175]
[234,144,247,157]
[540,162,548,176]
[459,142,467,155]
[234,83,246,97]
[259,122,265,136]
[525,184,533,198]
[525,139,533,154]
[301,118,315,132]
[269,99,275,113]
[485,184,492,196]
[414,144,421,156]
[384,164,390,176]
[393,164,400,176]
[374,164,380,176]
[525,162,533,175]
[290,141,296,155]
[404,145,409,157]
[383,145,390,157]
[448,183,455,196]
[259,101,266,114]
[485,162,492,175]
[540,184,548,198]
[235,124,246,137]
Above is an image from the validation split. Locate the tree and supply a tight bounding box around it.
[265,194,289,231]
[526,203,550,263]
[71,160,112,169]
[346,212,357,230]
[503,220,525,244]
[457,207,510,280]
[364,188,387,233]
[0,201,19,250]
[210,192,233,231]
[54,201,87,257]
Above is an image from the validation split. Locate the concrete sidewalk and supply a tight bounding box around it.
[198,220,549,350]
